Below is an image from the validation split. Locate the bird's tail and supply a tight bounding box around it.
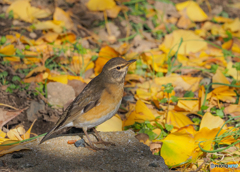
[39,125,60,144]
[39,104,74,144]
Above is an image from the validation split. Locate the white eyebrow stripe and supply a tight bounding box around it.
[108,64,127,71]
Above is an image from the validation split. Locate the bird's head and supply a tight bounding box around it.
[101,57,136,84]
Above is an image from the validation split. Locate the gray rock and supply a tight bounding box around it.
[26,100,45,122]
[47,82,75,109]
[67,80,86,97]
[0,130,168,172]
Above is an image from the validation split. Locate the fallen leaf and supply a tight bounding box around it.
[176,1,208,22]
[7,0,51,23]
[212,69,230,89]
[96,114,122,132]
[53,7,74,30]
[177,100,199,112]
[21,119,36,140]
[124,100,155,126]
[0,142,29,156]
[223,18,240,32]
[94,46,120,75]
[0,108,26,129]
[0,44,15,55]
[87,0,116,11]
[34,21,63,33]
[159,30,207,55]
[154,128,195,167]
[106,5,122,18]
[200,112,226,130]
[167,110,194,129]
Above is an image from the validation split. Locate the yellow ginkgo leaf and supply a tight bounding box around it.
[154,128,195,167]
[200,112,226,130]
[87,0,116,11]
[53,7,74,30]
[48,74,68,84]
[0,44,15,55]
[7,129,22,141]
[94,46,120,75]
[212,69,230,89]
[21,119,36,140]
[226,61,240,80]
[7,0,50,23]
[167,110,194,129]
[0,142,29,156]
[106,5,122,18]
[67,75,85,83]
[194,127,231,152]
[25,66,46,78]
[223,18,240,32]
[123,100,155,127]
[177,100,199,112]
[136,89,152,101]
[38,32,59,43]
[224,104,240,118]
[160,30,207,55]
[34,21,63,33]
[176,1,208,22]
[0,129,6,140]
[96,114,122,132]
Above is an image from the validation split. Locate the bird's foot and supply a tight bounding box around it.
[92,140,116,146]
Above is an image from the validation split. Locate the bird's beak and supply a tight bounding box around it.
[127,59,137,66]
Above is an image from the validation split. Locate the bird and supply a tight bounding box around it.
[40,57,136,150]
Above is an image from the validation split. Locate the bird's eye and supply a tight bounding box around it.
[116,66,121,70]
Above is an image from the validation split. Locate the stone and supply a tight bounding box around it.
[47,82,75,109]
[26,100,45,122]
[67,80,86,97]
[0,130,168,172]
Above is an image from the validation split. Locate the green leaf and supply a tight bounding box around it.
[158,130,168,140]
[210,64,218,73]
[156,72,163,77]
[25,45,30,50]
[184,91,194,97]
[162,83,174,93]
[155,121,164,130]
[165,124,173,131]
[192,117,201,125]
[139,129,157,140]
[216,109,224,118]
[197,110,204,116]
[6,87,13,93]
[201,105,209,110]
[91,55,98,61]
[8,10,14,19]
[12,75,21,82]
[171,96,178,102]
[160,98,168,103]
[0,71,8,78]
[144,120,154,130]
[0,13,5,19]
[233,62,240,71]
[0,36,7,45]
[8,84,16,89]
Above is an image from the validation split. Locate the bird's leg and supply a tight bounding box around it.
[92,128,116,146]
[83,128,107,151]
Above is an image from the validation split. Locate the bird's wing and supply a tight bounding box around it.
[39,82,104,144]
